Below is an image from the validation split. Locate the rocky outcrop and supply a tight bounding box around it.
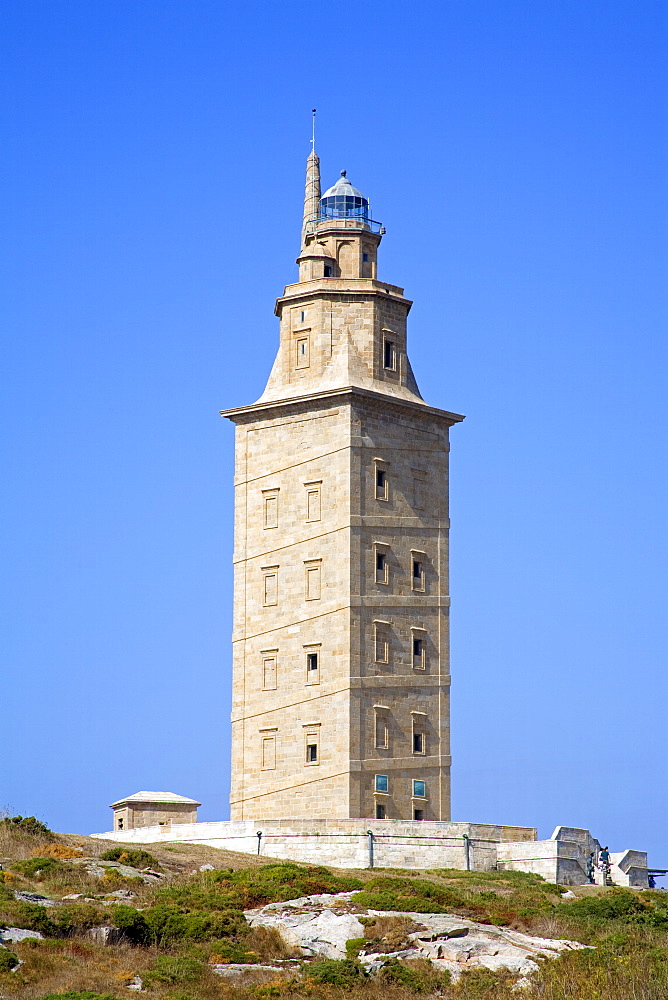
[245,891,591,981]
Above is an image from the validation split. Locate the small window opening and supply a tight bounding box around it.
[376,468,387,499]
[117,818,124,830]
[301,310,305,322]
[306,742,318,762]
[413,731,425,753]
[376,551,386,582]
[375,774,389,793]
[413,809,424,821]
[383,340,395,370]
[375,628,389,663]
[413,637,424,668]
[307,652,318,673]
[413,779,426,798]
[412,558,425,591]
[324,264,332,277]
[375,713,389,749]
[362,252,369,262]
[376,803,386,819]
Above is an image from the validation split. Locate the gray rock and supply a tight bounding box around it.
[199,864,215,872]
[245,893,593,980]
[13,891,56,907]
[126,975,144,991]
[1,928,43,943]
[62,893,83,900]
[106,889,136,900]
[86,926,127,946]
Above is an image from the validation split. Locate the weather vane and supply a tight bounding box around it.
[311,109,316,152]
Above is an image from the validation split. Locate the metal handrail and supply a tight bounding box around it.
[304,216,384,235]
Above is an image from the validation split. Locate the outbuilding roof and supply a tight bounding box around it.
[110,791,201,808]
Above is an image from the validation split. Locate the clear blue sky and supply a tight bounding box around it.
[2,1,666,865]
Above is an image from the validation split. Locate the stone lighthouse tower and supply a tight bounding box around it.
[222,149,463,822]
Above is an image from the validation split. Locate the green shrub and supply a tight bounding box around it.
[10,902,57,937]
[354,876,464,913]
[111,903,244,946]
[12,857,63,880]
[99,848,161,871]
[345,937,365,958]
[142,956,205,986]
[40,994,119,1000]
[0,948,19,972]
[305,958,368,987]
[378,957,452,992]
[52,904,105,935]
[1,815,54,839]
[561,889,668,928]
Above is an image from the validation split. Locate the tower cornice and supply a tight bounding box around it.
[220,385,465,426]
[275,278,411,317]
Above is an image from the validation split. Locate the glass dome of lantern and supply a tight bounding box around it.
[320,171,370,222]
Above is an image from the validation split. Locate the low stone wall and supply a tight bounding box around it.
[90,818,648,887]
[91,818,536,871]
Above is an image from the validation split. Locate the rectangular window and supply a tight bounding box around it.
[362,253,369,262]
[375,712,389,749]
[413,809,424,821]
[263,490,279,529]
[262,653,277,691]
[301,310,306,322]
[305,560,322,601]
[303,723,321,765]
[383,339,396,370]
[413,779,426,798]
[413,637,424,669]
[412,475,425,510]
[304,481,322,521]
[324,264,332,277]
[375,774,389,793]
[376,803,386,819]
[375,468,388,500]
[305,647,320,685]
[296,337,309,368]
[374,623,389,664]
[411,554,425,592]
[262,567,278,606]
[413,731,425,754]
[261,736,276,770]
[375,546,389,584]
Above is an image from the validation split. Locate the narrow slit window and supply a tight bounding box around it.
[383,339,396,370]
[263,491,279,529]
[375,550,388,584]
[412,557,425,592]
[263,569,278,607]
[413,731,425,754]
[262,654,277,690]
[412,476,425,510]
[305,649,320,684]
[412,637,425,669]
[375,713,389,749]
[300,310,306,322]
[305,483,321,521]
[261,736,276,770]
[296,337,309,368]
[375,468,387,500]
[305,561,322,601]
[374,626,389,664]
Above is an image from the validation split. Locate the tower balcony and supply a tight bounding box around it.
[304,215,385,236]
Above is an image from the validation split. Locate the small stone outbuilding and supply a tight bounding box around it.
[110,791,200,832]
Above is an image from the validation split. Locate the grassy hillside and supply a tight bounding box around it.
[1,817,667,999]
